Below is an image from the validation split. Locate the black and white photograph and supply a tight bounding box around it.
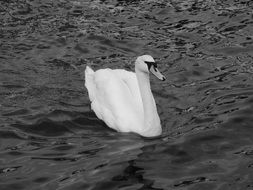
[1,0,253,189]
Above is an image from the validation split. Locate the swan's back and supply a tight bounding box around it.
[84,66,144,133]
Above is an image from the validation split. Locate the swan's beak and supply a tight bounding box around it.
[150,65,166,81]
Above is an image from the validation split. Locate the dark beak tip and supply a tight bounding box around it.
[162,76,166,81]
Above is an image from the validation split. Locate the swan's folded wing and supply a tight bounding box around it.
[90,69,143,132]
[112,69,143,110]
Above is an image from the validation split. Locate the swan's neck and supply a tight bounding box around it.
[135,69,161,136]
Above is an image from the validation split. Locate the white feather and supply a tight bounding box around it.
[84,55,165,137]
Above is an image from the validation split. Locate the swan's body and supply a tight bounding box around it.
[85,55,165,137]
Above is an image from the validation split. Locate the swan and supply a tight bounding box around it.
[84,55,166,137]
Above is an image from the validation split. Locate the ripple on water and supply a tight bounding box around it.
[0,0,253,190]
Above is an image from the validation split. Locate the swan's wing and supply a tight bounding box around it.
[113,69,157,114]
[85,68,143,132]
[112,69,143,111]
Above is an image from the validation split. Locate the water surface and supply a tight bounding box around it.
[1,0,253,189]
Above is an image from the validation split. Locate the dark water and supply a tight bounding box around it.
[1,0,253,189]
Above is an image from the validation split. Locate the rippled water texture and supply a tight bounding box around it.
[1,0,253,189]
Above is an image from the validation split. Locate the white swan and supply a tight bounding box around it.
[84,55,166,137]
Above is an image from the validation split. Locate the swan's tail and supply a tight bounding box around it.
[85,66,95,101]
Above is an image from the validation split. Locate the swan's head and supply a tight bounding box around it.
[135,55,166,81]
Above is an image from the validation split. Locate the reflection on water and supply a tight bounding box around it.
[1,0,253,189]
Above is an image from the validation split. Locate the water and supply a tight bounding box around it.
[1,0,253,189]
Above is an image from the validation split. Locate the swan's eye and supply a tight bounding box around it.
[145,61,156,71]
